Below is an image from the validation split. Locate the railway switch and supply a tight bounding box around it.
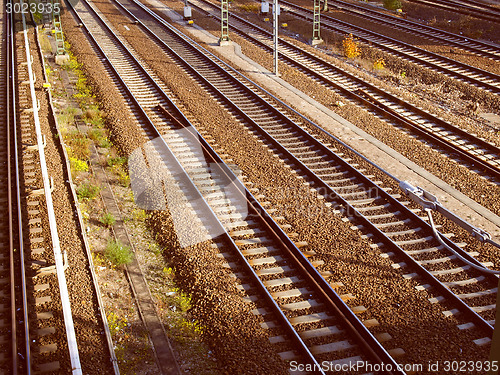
[400,181,500,247]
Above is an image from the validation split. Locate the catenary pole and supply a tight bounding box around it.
[273,0,278,75]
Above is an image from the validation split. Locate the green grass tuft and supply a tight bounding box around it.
[99,212,116,227]
[77,182,101,200]
[105,239,133,267]
[107,156,127,167]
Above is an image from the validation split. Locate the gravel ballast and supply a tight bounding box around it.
[78,0,495,371]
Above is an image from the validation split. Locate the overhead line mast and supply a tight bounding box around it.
[273,0,278,75]
[219,0,230,45]
[312,0,323,45]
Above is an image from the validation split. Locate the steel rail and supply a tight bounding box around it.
[114,0,497,336]
[278,0,500,94]
[321,0,500,61]
[449,0,500,13]
[69,0,407,371]
[7,4,31,373]
[5,2,19,373]
[189,0,500,181]
[405,0,500,23]
[18,3,82,373]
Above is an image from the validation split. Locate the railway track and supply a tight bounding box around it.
[3,2,84,373]
[81,0,497,357]
[318,0,500,62]
[405,0,500,24]
[275,0,500,94]
[0,0,22,372]
[68,0,409,371]
[123,0,500,336]
[190,0,500,183]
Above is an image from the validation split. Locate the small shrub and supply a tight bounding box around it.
[65,130,90,160]
[133,209,147,222]
[99,213,116,227]
[88,128,104,142]
[57,107,78,128]
[83,106,100,121]
[99,137,112,148]
[62,57,80,71]
[163,266,174,276]
[179,319,203,336]
[342,34,361,59]
[148,243,162,255]
[107,312,128,332]
[79,201,89,220]
[83,106,105,127]
[237,3,259,12]
[92,252,105,267]
[105,240,133,267]
[74,76,92,100]
[32,12,43,24]
[77,182,100,200]
[40,35,52,53]
[111,165,130,187]
[118,170,130,187]
[177,292,192,313]
[373,58,386,70]
[88,128,111,148]
[69,157,89,173]
[383,0,402,10]
[107,156,127,167]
